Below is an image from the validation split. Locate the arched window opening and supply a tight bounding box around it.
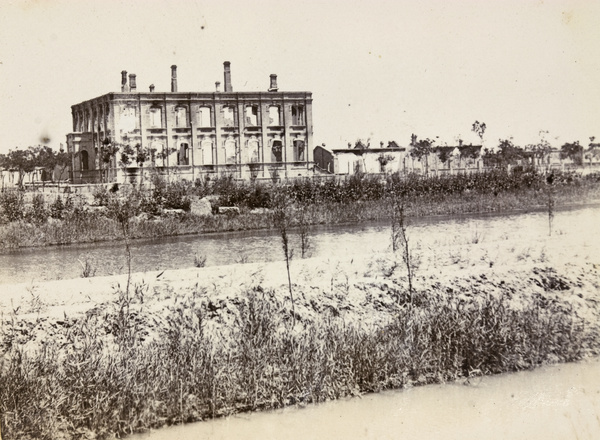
[178,142,189,165]
[150,107,162,128]
[225,138,237,164]
[248,138,259,163]
[291,105,304,125]
[121,106,137,133]
[271,140,283,163]
[201,139,213,165]
[198,107,211,128]
[245,105,258,126]
[268,106,280,126]
[293,139,305,162]
[223,106,235,126]
[175,106,188,127]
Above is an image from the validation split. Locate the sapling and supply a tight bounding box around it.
[389,182,414,303]
[272,190,295,327]
[546,172,555,236]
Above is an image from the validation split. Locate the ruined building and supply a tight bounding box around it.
[66,62,313,184]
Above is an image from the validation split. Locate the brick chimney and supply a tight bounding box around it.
[121,70,128,92]
[171,65,178,92]
[268,74,278,92]
[149,84,155,92]
[223,61,232,92]
[129,74,137,92]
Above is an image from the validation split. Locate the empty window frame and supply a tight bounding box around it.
[291,104,305,125]
[271,139,283,163]
[150,141,164,165]
[149,106,162,128]
[178,142,190,165]
[293,139,305,162]
[223,106,235,126]
[201,139,213,165]
[224,137,237,164]
[198,106,212,128]
[121,106,137,133]
[268,106,280,126]
[175,106,188,128]
[248,138,260,163]
[245,105,259,126]
[81,150,89,171]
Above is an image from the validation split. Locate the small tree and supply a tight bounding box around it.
[376,153,395,173]
[0,148,36,188]
[483,139,524,169]
[410,137,435,175]
[472,120,486,142]
[55,146,72,187]
[560,141,583,166]
[99,138,120,183]
[436,148,451,165]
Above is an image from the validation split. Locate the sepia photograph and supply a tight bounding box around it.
[1,0,599,439]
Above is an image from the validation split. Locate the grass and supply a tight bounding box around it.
[1,262,599,439]
[1,171,599,251]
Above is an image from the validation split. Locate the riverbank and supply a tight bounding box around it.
[1,176,600,252]
[1,209,599,439]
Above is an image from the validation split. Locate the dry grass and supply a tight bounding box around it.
[1,261,599,440]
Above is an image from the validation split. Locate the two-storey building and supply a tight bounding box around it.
[66,62,313,183]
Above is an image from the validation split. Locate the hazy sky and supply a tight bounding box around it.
[1,0,599,154]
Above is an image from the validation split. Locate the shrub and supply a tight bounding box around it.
[163,181,191,212]
[0,190,25,223]
[50,196,65,220]
[25,193,49,225]
[92,185,110,206]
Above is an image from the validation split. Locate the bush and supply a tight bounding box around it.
[0,190,25,223]
[50,196,65,220]
[92,185,110,206]
[25,193,49,225]
[163,181,191,212]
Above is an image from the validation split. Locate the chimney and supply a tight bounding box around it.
[121,70,127,92]
[268,74,278,92]
[171,65,178,92]
[215,81,221,92]
[223,61,232,92]
[149,84,155,92]
[129,74,137,92]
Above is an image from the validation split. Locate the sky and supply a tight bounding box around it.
[0,0,599,154]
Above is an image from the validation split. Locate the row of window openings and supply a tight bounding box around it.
[146,105,305,129]
[79,105,305,132]
[80,140,305,170]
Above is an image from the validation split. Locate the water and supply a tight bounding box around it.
[0,205,598,285]
[132,359,600,440]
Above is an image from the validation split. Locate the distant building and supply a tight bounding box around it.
[66,62,314,184]
[314,141,406,175]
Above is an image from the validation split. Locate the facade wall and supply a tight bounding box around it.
[67,83,313,184]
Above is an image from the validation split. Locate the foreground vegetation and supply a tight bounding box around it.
[2,191,599,439]
[1,258,598,439]
[1,169,599,250]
